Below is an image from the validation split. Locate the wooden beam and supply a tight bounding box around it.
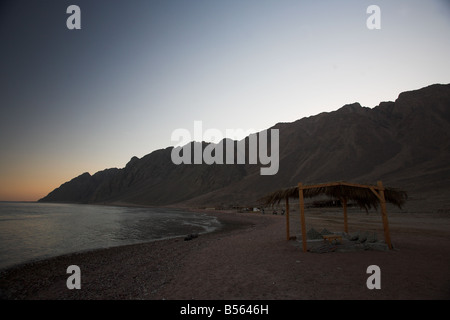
[301,181,378,190]
[377,181,393,249]
[299,182,342,189]
[340,181,382,190]
[298,182,307,252]
[369,186,383,202]
[342,197,348,234]
[285,196,290,241]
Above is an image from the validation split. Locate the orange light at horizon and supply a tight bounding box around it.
[0,180,56,202]
[0,168,65,202]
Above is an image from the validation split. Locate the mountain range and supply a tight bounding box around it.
[39,83,450,213]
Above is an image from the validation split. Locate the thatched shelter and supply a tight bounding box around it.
[262,181,407,252]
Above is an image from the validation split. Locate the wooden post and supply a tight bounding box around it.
[298,183,307,252]
[342,197,348,234]
[377,181,393,249]
[285,196,290,240]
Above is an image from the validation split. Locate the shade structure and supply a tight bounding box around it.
[262,181,408,252]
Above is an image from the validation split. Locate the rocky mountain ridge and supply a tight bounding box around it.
[39,83,450,212]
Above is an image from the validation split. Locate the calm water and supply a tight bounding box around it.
[0,202,220,270]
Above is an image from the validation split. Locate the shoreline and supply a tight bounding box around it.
[0,210,257,300]
[0,203,234,273]
[1,209,450,299]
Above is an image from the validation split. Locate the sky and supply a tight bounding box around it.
[1,0,449,201]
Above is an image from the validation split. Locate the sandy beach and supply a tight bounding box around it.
[1,209,449,300]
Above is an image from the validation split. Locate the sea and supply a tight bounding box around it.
[0,202,221,270]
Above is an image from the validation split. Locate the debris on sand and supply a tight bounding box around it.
[184,233,199,241]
